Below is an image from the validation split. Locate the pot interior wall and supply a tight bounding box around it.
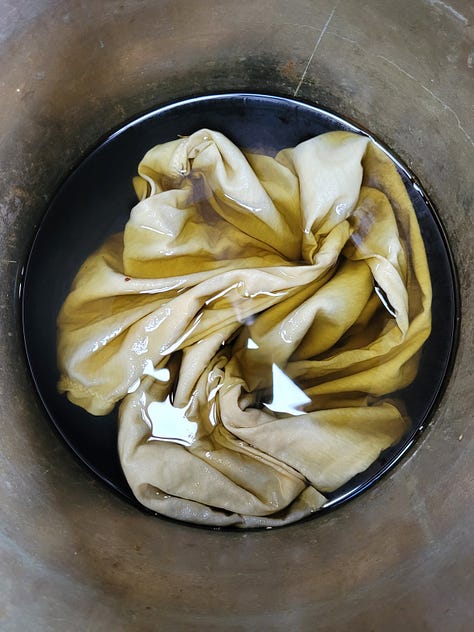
[1,1,473,629]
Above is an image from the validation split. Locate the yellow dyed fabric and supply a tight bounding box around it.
[57,129,432,527]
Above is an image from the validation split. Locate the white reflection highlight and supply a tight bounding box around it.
[335,201,348,216]
[144,307,171,332]
[140,281,184,295]
[146,397,198,447]
[131,335,149,356]
[243,289,287,299]
[224,192,262,213]
[264,364,311,416]
[205,282,239,306]
[159,312,203,355]
[247,337,259,349]
[143,359,170,382]
[374,284,397,317]
[127,378,141,394]
[91,326,123,353]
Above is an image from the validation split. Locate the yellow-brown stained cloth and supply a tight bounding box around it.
[57,130,432,527]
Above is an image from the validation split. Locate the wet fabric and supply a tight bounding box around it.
[57,129,432,527]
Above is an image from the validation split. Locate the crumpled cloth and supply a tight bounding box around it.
[57,129,432,527]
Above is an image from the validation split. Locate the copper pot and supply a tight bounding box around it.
[1,1,472,628]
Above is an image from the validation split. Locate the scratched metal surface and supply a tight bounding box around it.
[0,1,473,630]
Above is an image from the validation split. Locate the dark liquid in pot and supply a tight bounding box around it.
[21,94,459,524]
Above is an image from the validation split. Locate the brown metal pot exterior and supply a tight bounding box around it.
[1,1,473,630]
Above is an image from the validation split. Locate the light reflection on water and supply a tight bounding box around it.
[145,396,198,447]
[141,335,311,446]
